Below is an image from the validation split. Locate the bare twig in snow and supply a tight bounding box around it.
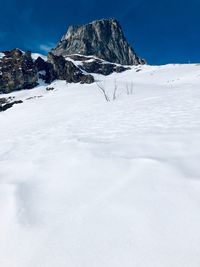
[112,79,118,101]
[96,82,110,102]
[126,82,134,95]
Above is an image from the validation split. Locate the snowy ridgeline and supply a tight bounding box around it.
[0,64,200,267]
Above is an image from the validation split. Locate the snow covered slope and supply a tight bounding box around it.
[0,64,200,267]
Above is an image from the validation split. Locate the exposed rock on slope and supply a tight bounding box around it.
[67,54,130,75]
[0,49,38,93]
[0,19,142,93]
[0,49,94,93]
[47,53,94,84]
[52,18,145,65]
[35,56,55,83]
[0,96,23,112]
[0,49,130,94]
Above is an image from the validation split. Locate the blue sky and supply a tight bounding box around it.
[0,0,199,64]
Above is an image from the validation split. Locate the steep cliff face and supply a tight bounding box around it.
[52,18,145,65]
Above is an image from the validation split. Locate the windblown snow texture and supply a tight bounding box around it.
[0,63,200,267]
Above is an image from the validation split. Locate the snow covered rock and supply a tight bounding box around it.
[68,54,130,75]
[0,49,95,94]
[52,18,146,65]
[0,96,23,111]
[47,53,94,84]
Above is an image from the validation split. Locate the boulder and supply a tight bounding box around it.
[0,49,38,93]
[0,96,23,112]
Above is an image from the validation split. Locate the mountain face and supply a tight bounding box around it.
[52,18,145,65]
[0,19,144,94]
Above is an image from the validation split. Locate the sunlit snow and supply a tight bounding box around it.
[0,64,200,267]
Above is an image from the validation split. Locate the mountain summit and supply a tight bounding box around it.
[52,18,145,65]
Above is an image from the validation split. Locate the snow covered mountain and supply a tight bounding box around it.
[0,63,200,267]
[0,19,145,94]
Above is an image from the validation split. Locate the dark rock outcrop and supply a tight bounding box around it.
[0,49,38,94]
[52,18,145,65]
[47,53,94,84]
[35,56,55,83]
[68,54,130,75]
[0,96,23,112]
[0,49,95,94]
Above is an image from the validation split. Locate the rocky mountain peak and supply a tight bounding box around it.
[52,18,145,65]
[0,19,145,94]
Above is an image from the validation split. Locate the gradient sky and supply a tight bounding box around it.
[0,0,199,65]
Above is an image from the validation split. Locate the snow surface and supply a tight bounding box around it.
[31,53,47,61]
[0,52,5,59]
[0,51,46,61]
[0,64,200,267]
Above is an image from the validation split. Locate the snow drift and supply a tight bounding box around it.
[0,63,200,267]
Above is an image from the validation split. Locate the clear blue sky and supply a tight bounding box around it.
[0,0,199,64]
